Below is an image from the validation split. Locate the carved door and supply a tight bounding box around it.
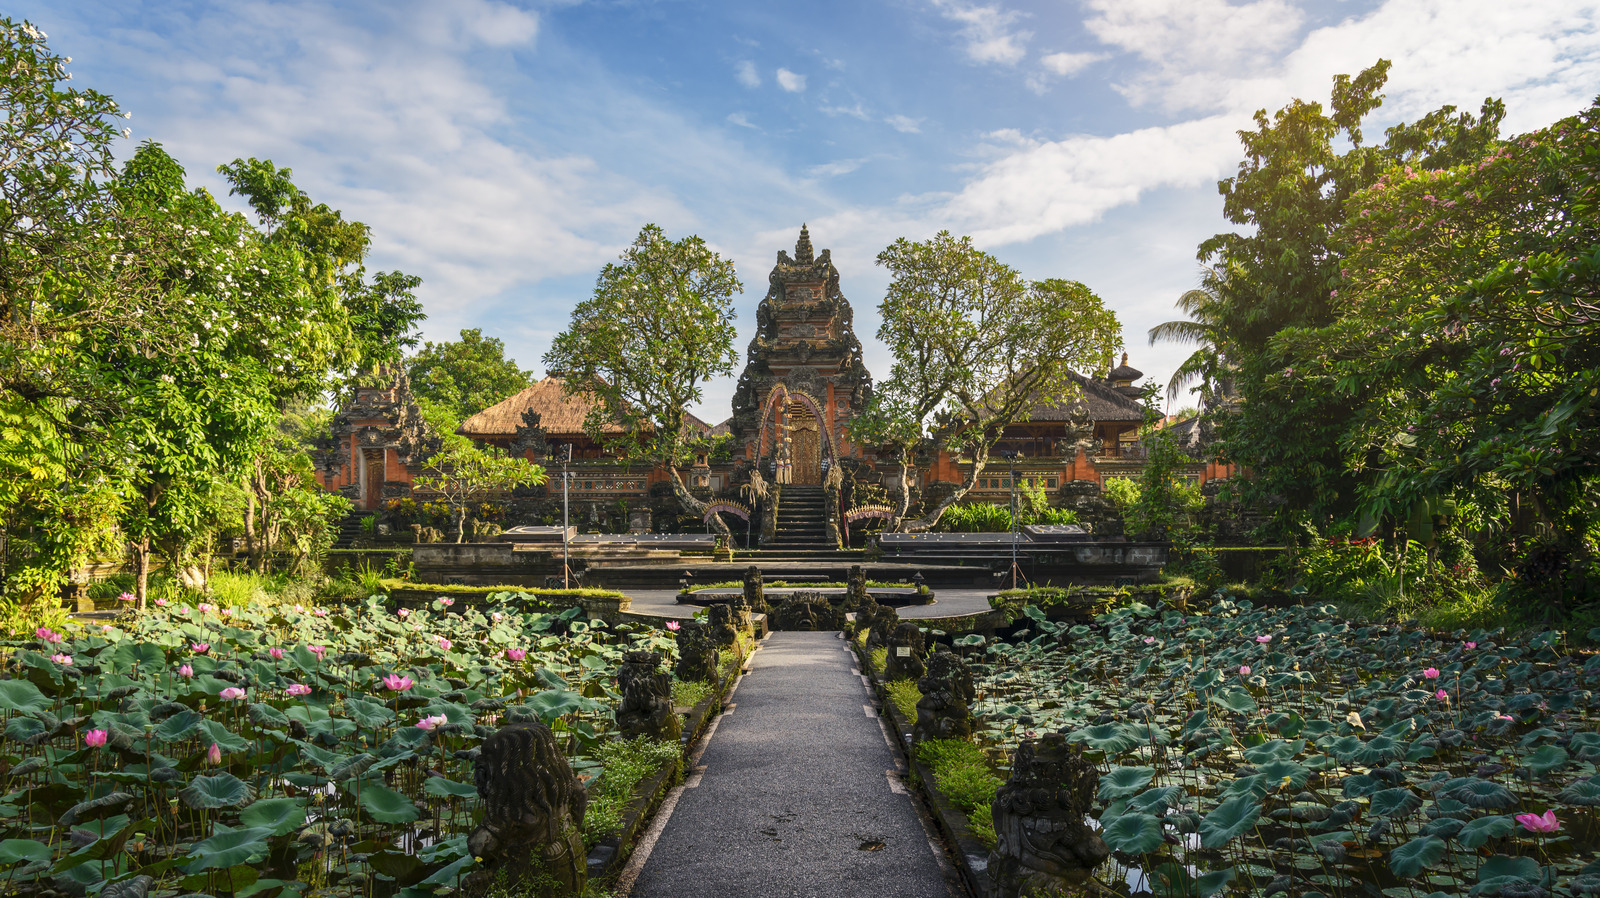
[789,405,822,485]
[363,449,385,510]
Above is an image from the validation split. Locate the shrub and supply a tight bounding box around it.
[207,570,269,608]
[582,738,683,846]
[913,739,1002,846]
[885,679,921,722]
[671,678,714,708]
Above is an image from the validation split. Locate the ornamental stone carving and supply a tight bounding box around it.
[467,722,588,897]
[988,733,1109,898]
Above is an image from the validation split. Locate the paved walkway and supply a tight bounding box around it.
[620,632,960,898]
[623,588,994,622]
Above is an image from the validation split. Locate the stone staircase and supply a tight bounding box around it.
[767,485,832,549]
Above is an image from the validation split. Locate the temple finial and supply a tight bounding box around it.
[795,224,814,264]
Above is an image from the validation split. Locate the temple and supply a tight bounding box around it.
[313,227,1232,543]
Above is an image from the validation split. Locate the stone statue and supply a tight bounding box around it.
[706,604,738,648]
[674,626,718,683]
[769,590,840,631]
[729,593,754,633]
[846,565,869,609]
[615,651,681,742]
[865,603,899,649]
[988,734,1109,898]
[884,622,926,681]
[466,722,588,897]
[775,436,793,484]
[914,647,976,742]
[742,565,766,614]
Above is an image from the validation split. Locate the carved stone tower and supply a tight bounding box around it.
[730,226,873,484]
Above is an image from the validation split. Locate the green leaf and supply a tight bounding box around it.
[1526,744,1569,775]
[1098,766,1157,802]
[1455,815,1515,850]
[1101,813,1164,855]
[154,709,202,741]
[423,777,480,800]
[0,839,51,866]
[1389,836,1447,878]
[238,797,307,836]
[1446,780,1518,809]
[1199,795,1262,849]
[184,826,274,871]
[357,782,420,824]
[1369,787,1423,818]
[0,680,52,715]
[343,697,394,728]
[198,718,251,753]
[180,774,254,809]
[1209,688,1257,715]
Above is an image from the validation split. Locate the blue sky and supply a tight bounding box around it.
[22,0,1600,420]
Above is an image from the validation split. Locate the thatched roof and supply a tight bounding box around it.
[1022,370,1147,424]
[457,376,623,437]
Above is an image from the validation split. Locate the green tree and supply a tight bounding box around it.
[406,328,533,429]
[1128,430,1201,541]
[414,443,546,543]
[861,232,1121,531]
[542,224,742,535]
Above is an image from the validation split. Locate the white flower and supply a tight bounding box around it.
[122,128,131,138]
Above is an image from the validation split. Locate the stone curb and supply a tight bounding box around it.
[585,640,747,881]
[851,639,993,898]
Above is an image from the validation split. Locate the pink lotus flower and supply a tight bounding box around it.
[178,664,194,678]
[397,608,410,618]
[1495,713,1514,721]
[383,674,415,691]
[269,647,284,659]
[308,645,326,660]
[286,683,312,696]
[221,608,234,617]
[191,642,210,654]
[415,714,448,731]
[175,607,188,615]
[1255,635,1273,644]
[491,612,504,622]
[51,653,73,666]
[294,604,305,613]
[84,729,107,748]
[117,592,135,602]
[35,627,61,643]
[155,598,168,607]
[198,603,214,613]
[506,648,527,662]
[1516,810,1560,834]
[1423,667,1440,679]
[666,621,680,631]
[1464,641,1477,649]
[312,609,328,617]
[207,742,222,765]
[1143,636,1156,645]
[436,636,452,651]
[1240,665,1252,675]
[220,687,246,701]
[101,625,113,633]
[439,598,455,607]
[1436,689,1449,701]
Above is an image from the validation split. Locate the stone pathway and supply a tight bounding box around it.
[619,631,961,898]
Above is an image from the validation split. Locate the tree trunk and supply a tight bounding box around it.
[669,466,732,537]
[132,536,151,611]
[885,445,918,533]
[900,441,993,533]
[456,505,467,543]
[243,472,259,572]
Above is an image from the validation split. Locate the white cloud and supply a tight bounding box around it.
[775,67,806,92]
[735,60,760,88]
[806,157,872,178]
[1039,50,1104,77]
[929,0,1031,66]
[454,0,538,47]
[885,114,923,133]
[726,111,758,129]
[821,102,870,120]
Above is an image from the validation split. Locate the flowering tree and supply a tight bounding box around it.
[413,443,547,543]
[542,224,742,535]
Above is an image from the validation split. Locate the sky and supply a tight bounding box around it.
[20,0,1600,421]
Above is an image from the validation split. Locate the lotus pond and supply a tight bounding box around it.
[967,596,1600,897]
[0,595,685,897]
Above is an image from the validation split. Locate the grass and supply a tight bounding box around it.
[885,679,921,722]
[671,678,716,708]
[868,646,886,675]
[581,738,684,847]
[681,579,915,591]
[378,578,625,599]
[912,739,1002,847]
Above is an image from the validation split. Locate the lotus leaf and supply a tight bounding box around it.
[1125,785,1186,815]
[180,774,254,810]
[1242,738,1303,764]
[1209,688,1257,715]
[59,792,134,826]
[1455,815,1516,850]
[1469,855,1541,897]
[1367,786,1423,818]
[343,698,395,728]
[1389,835,1447,878]
[1068,723,1142,756]
[1199,795,1261,849]
[238,797,307,836]
[1256,759,1309,791]
[356,782,421,824]
[1098,766,1157,802]
[154,709,202,741]
[247,703,289,728]
[1446,780,1519,809]
[1527,744,1570,775]
[1557,779,1600,806]
[1100,812,1164,855]
[183,825,273,871]
[0,839,50,866]
[198,719,251,754]
[1221,774,1268,801]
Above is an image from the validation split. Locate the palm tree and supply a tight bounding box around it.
[1149,272,1229,405]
